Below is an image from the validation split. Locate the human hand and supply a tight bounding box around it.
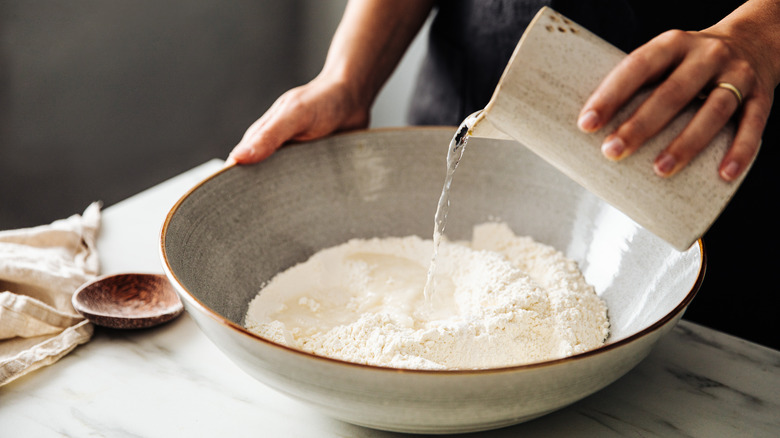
[578,24,777,181]
[227,76,370,165]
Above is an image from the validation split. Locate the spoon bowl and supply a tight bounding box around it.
[72,273,183,329]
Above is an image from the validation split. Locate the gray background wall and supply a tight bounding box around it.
[0,1,429,229]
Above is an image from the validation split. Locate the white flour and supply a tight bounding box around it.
[245,223,609,370]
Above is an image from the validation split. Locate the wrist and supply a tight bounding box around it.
[709,2,780,87]
[318,60,377,112]
[306,70,372,129]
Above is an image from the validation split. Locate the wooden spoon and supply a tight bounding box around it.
[72,273,183,329]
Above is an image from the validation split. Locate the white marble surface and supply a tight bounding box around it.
[1,159,778,437]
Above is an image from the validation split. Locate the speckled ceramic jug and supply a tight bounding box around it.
[470,7,756,251]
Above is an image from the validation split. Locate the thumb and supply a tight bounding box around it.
[228,108,305,164]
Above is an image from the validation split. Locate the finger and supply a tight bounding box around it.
[578,30,689,133]
[652,82,742,177]
[228,120,276,164]
[719,97,768,181]
[228,96,309,164]
[601,58,718,160]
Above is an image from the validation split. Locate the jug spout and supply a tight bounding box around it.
[467,110,513,141]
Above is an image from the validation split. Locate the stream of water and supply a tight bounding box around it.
[423,112,480,301]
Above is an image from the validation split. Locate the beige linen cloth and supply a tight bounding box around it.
[0,202,100,386]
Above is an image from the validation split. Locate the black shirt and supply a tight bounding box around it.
[408,0,744,125]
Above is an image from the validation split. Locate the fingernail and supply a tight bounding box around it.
[601,137,625,160]
[578,110,600,132]
[654,153,677,176]
[720,160,740,181]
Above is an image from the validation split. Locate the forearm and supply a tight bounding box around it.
[320,0,436,109]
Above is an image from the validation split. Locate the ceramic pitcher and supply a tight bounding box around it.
[470,7,757,251]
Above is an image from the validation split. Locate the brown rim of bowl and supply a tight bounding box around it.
[159,126,706,375]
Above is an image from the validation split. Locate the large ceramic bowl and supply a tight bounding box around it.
[160,128,703,434]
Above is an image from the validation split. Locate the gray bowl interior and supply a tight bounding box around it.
[163,128,702,344]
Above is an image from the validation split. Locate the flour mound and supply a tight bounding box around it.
[245,223,609,370]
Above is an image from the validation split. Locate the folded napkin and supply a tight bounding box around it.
[0,203,101,386]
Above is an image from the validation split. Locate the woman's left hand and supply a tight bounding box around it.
[577,0,779,181]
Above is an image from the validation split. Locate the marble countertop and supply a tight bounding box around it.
[2,159,778,437]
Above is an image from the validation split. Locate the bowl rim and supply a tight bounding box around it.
[159,126,706,375]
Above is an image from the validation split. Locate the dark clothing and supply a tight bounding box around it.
[408,0,743,125]
[409,0,779,350]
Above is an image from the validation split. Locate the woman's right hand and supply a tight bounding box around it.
[227,75,370,165]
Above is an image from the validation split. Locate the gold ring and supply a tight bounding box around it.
[716,82,743,107]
